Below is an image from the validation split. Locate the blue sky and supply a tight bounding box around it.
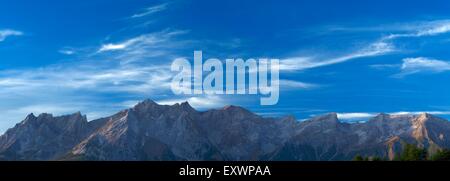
[1,0,450,132]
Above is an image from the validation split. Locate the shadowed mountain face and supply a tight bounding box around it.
[1,99,450,161]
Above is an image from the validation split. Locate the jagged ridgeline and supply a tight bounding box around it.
[1,99,450,161]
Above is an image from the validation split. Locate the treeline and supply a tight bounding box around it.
[353,144,450,161]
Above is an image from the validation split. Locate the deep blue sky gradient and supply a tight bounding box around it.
[1,0,450,132]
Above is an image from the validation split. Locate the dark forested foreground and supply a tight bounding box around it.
[354,144,450,161]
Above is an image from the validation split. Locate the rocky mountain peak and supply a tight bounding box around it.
[411,113,439,127]
[176,101,195,112]
[37,113,54,119]
[131,99,163,117]
[299,113,340,130]
[22,113,37,123]
[327,112,339,120]
[411,113,433,143]
[180,101,191,107]
[312,112,339,123]
[134,99,158,109]
[219,105,258,120]
[64,112,88,123]
[2,98,450,161]
[369,113,391,123]
[222,105,253,114]
[25,113,36,119]
[280,115,297,124]
[417,112,432,120]
[376,113,390,118]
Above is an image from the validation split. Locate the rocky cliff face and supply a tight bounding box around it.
[1,99,450,161]
[0,112,93,160]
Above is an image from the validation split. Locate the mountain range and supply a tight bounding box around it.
[1,99,449,161]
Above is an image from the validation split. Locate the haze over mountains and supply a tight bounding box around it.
[0,99,449,161]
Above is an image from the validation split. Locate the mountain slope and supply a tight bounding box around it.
[69,100,221,160]
[1,99,450,161]
[0,112,94,160]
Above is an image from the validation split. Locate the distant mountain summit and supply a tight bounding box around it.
[1,99,450,160]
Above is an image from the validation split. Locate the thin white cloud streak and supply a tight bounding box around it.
[156,95,228,109]
[327,20,450,39]
[279,41,395,71]
[337,111,450,120]
[0,29,23,42]
[369,63,401,69]
[281,20,450,72]
[0,64,173,94]
[131,3,168,18]
[337,113,376,120]
[98,30,187,52]
[401,57,450,72]
[393,57,450,77]
[383,20,450,40]
[278,79,320,90]
[99,43,127,52]
[58,47,76,55]
[97,30,189,64]
[166,78,317,97]
[59,50,75,55]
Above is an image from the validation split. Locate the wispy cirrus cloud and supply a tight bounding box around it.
[323,20,450,39]
[279,41,395,71]
[98,30,187,52]
[372,57,450,77]
[0,63,173,94]
[394,57,450,77]
[280,19,450,73]
[0,29,23,42]
[369,63,401,70]
[97,30,189,64]
[131,3,169,18]
[383,20,450,40]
